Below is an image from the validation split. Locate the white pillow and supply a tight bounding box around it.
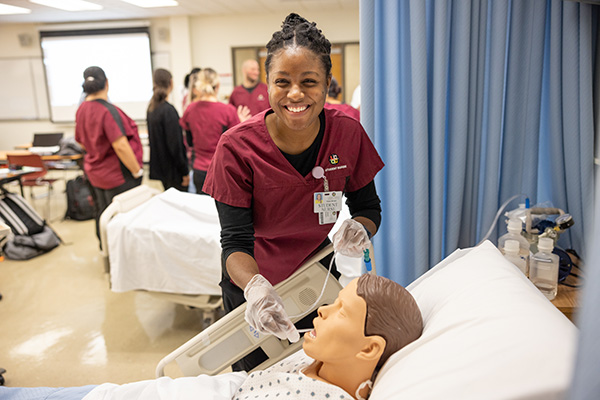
[371,241,577,400]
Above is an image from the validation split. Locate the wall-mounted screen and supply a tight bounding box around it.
[40,27,153,123]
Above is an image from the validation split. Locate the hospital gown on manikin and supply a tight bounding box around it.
[234,352,353,400]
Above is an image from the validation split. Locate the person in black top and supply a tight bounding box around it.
[147,68,189,191]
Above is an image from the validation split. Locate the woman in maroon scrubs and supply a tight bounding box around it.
[180,68,248,194]
[204,14,384,371]
[75,66,143,243]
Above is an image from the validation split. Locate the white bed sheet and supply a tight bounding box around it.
[83,372,248,400]
[107,188,361,295]
[108,188,222,295]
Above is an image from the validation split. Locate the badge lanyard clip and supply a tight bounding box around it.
[312,166,329,191]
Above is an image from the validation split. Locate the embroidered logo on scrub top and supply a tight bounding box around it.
[329,154,339,165]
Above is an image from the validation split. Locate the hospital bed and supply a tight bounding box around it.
[156,240,577,399]
[99,186,224,321]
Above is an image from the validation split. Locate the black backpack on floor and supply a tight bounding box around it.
[65,175,95,221]
[0,192,61,260]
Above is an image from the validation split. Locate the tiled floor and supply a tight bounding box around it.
[0,171,213,388]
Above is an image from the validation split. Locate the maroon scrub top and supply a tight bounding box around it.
[324,102,360,121]
[75,100,143,190]
[204,108,384,285]
[180,101,240,171]
[228,82,270,117]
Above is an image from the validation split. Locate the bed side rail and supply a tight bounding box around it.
[156,244,341,377]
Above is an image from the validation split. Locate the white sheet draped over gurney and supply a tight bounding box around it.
[107,187,362,296]
[108,188,222,295]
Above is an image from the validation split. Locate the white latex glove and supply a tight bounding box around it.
[332,218,371,258]
[243,274,300,343]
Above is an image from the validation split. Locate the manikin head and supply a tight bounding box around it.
[303,274,423,397]
[356,273,423,375]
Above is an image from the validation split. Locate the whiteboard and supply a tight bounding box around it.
[0,58,48,120]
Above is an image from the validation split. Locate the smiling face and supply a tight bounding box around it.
[303,279,372,365]
[267,46,331,136]
[243,60,260,84]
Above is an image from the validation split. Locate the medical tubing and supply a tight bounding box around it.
[287,250,336,320]
[477,194,528,246]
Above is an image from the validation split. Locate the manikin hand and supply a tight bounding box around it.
[244,274,300,343]
[332,219,371,258]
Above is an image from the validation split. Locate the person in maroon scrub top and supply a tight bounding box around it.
[180,68,249,194]
[229,59,270,117]
[324,76,360,121]
[75,66,143,243]
[204,13,384,371]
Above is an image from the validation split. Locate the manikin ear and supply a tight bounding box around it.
[356,335,386,363]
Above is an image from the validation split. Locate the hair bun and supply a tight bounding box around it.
[283,12,307,28]
[82,66,107,95]
[265,13,332,79]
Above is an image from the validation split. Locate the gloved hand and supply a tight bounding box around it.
[244,274,300,343]
[332,219,371,258]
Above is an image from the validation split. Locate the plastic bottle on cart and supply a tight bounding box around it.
[529,237,559,300]
[498,218,531,273]
[505,202,528,223]
[503,239,528,276]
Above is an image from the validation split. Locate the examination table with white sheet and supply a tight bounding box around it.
[101,187,224,316]
[130,240,576,400]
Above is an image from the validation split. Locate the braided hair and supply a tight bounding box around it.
[148,68,172,113]
[265,13,332,79]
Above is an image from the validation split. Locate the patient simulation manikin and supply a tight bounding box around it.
[0,274,422,400]
[236,274,423,400]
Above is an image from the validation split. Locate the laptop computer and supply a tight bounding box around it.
[29,132,63,155]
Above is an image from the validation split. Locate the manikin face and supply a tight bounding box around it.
[303,278,371,364]
[244,60,260,84]
[267,46,330,134]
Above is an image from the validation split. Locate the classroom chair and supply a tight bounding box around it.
[6,154,57,221]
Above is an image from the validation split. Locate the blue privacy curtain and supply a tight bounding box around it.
[360,0,597,285]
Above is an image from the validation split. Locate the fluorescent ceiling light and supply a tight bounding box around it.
[120,0,178,8]
[29,0,103,11]
[0,3,32,14]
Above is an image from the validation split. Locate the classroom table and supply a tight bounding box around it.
[0,167,42,193]
[0,151,83,169]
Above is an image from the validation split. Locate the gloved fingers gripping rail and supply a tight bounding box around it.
[332,219,371,258]
[244,274,300,343]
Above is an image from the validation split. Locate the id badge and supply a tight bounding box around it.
[314,191,343,225]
